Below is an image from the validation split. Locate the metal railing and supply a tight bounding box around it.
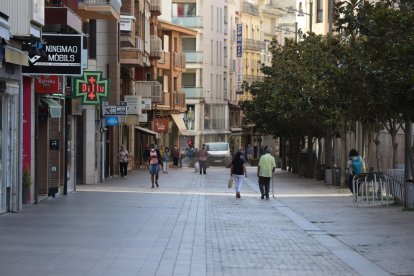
[78,0,121,13]
[182,87,203,98]
[386,169,406,205]
[149,0,161,13]
[172,16,203,28]
[135,81,162,103]
[150,35,162,58]
[353,172,391,206]
[185,52,203,63]
[243,39,266,51]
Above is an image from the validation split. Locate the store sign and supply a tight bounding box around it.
[105,116,119,127]
[23,34,83,75]
[73,71,109,105]
[120,16,134,32]
[236,24,243,94]
[153,118,169,133]
[35,75,60,94]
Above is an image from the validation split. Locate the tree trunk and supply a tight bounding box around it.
[405,117,413,180]
[374,131,381,172]
[340,128,348,187]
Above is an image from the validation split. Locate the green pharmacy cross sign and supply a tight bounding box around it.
[73,71,109,105]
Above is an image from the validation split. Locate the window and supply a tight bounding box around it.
[211,40,213,64]
[172,3,196,17]
[211,6,213,30]
[317,0,323,23]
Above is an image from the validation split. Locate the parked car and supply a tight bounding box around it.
[205,142,231,166]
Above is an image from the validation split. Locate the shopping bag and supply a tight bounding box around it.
[228,177,234,188]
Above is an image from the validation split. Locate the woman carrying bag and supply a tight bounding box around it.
[229,151,247,199]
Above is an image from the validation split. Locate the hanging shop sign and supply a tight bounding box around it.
[105,116,119,127]
[35,75,60,94]
[236,24,243,94]
[152,117,169,133]
[73,71,109,105]
[22,34,82,76]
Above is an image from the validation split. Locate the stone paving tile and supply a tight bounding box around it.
[1,166,412,275]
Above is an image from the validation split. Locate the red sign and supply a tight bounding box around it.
[35,76,60,94]
[153,118,169,133]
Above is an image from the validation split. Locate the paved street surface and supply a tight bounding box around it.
[1,166,414,276]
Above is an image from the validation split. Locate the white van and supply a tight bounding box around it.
[205,142,231,166]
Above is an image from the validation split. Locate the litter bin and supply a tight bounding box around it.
[317,164,326,180]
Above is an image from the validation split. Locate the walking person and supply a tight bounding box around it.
[163,147,170,173]
[198,144,208,175]
[142,144,149,169]
[247,144,253,164]
[118,145,129,179]
[148,144,162,188]
[257,147,276,200]
[229,151,247,199]
[348,149,365,193]
[172,145,180,167]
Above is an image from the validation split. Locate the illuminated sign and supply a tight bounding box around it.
[236,24,243,94]
[73,71,109,105]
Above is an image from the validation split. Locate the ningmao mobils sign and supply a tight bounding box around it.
[73,71,109,105]
[22,34,82,76]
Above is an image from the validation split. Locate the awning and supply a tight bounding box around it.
[202,129,232,135]
[230,128,243,133]
[4,45,29,66]
[41,98,62,118]
[171,114,188,135]
[135,126,160,138]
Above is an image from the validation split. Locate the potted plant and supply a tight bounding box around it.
[22,168,32,204]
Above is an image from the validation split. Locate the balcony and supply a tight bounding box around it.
[183,87,203,99]
[175,91,186,109]
[45,0,82,33]
[136,81,162,103]
[174,52,186,70]
[150,35,162,59]
[149,0,161,15]
[243,39,266,52]
[157,51,171,69]
[77,0,121,21]
[172,16,203,28]
[185,52,203,63]
[243,75,265,84]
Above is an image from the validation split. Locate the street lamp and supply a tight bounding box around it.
[286,0,313,33]
[275,22,298,43]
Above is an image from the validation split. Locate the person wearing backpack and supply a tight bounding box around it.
[348,149,365,193]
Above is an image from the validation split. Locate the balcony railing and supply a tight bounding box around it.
[172,16,203,28]
[175,91,186,108]
[77,0,122,19]
[158,51,170,66]
[243,75,265,84]
[150,35,162,59]
[182,87,203,99]
[45,0,78,11]
[135,36,144,52]
[136,81,162,103]
[149,0,161,14]
[174,52,186,69]
[185,52,203,63]
[243,39,266,51]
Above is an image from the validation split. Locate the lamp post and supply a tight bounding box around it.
[287,0,313,33]
[275,22,298,43]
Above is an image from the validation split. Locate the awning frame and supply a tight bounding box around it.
[171,113,188,135]
[40,97,62,118]
[135,126,160,138]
